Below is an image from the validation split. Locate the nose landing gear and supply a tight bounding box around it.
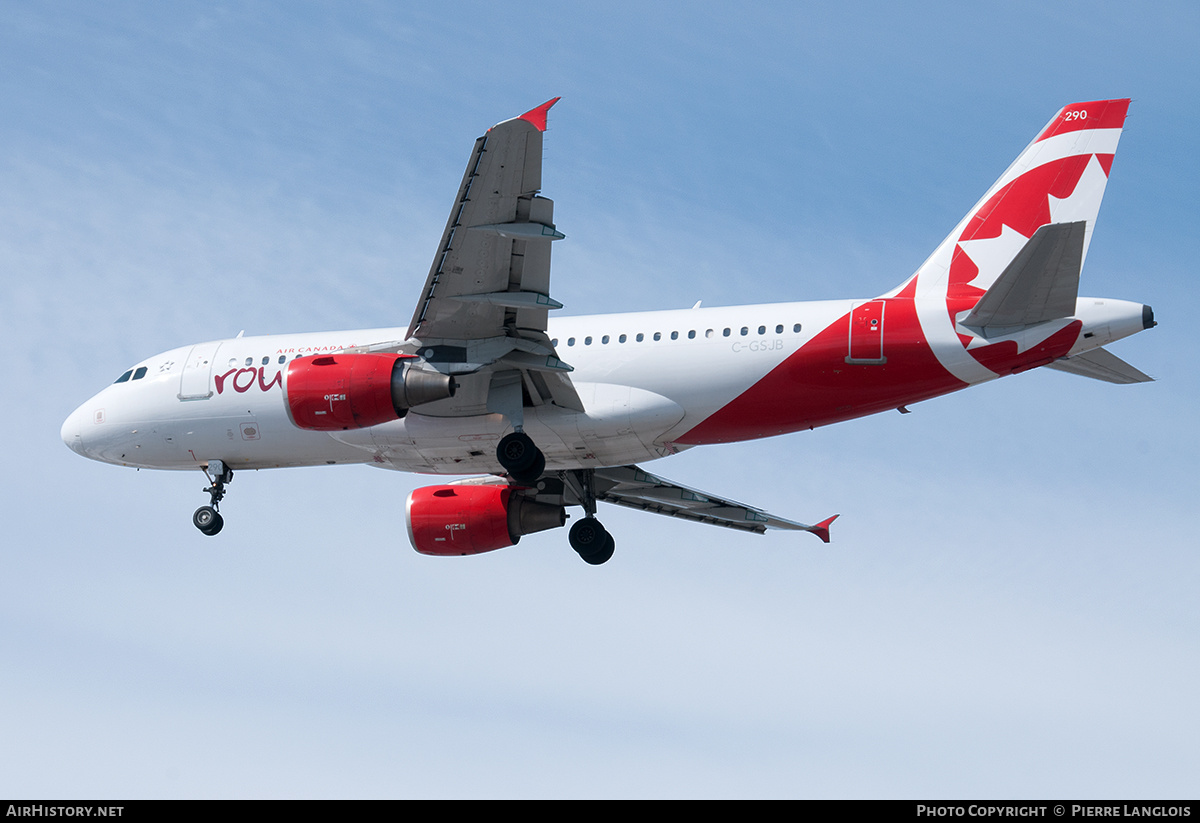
[193,460,233,536]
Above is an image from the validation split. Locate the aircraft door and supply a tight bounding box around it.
[846,300,887,364]
[178,341,223,400]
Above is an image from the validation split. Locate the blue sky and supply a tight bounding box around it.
[2,1,1197,798]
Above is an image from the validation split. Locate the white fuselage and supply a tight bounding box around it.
[60,296,1149,478]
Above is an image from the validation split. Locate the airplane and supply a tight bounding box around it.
[61,97,1155,565]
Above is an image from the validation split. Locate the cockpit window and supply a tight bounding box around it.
[114,366,149,384]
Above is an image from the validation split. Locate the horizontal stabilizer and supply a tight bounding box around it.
[962,221,1085,333]
[1044,347,1153,384]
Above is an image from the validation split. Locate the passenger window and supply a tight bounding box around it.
[705,329,714,339]
[244,357,253,366]
[723,328,731,337]
[619,334,627,343]
[636,333,644,342]
[551,339,558,347]
[568,337,575,347]
[114,370,133,384]
[653,332,662,341]
[278,355,286,364]
[758,325,766,335]
[740,327,749,336]
[585,336,593,345]
[670,331,679,340]
[776,324,784,334]
[793,323,802,333]
[602,335,609,344]
[687,330,696,339]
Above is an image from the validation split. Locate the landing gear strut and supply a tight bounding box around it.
[193,460,232,536]
[564,469,614,565]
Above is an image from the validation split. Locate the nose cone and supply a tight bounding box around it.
[61,404,89,456]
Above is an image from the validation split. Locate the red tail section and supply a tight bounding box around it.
[680,100,1132,445]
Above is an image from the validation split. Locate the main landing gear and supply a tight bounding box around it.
[193,460,232,536]
[497,433,615,565]
[564,468,614,565]
[496,431,546,486]
[569,516,615,565]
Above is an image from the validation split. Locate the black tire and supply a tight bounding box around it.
[193,506,218,531]
[497,432,537,474]
[193,506,224,536]
[569,516,607,552]
[580,532,615,565]
[509,449,546,485]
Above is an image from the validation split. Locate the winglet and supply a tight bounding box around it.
[809,515,839,544]
[517,97,561,132]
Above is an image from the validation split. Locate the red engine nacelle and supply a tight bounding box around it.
[285,353,454,431]
[406,484,566,556]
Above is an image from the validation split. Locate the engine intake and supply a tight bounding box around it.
[406,484,566,556]
[285,353,454,431]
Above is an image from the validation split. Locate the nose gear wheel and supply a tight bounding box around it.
[193,461,233,536]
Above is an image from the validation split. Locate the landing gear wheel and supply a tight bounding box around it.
[192,461,232,536]
[193,506,224,536]
[497,432,537,473]
[581,533,615,565]
[569,517,614,565]
[510,449,546,485]
[497,432,545,483]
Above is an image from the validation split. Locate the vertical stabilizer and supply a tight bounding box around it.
[910,99,1129,303]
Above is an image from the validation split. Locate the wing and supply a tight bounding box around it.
[592,465,838,543]
[449,465,837,542]
[405,98,583,414]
